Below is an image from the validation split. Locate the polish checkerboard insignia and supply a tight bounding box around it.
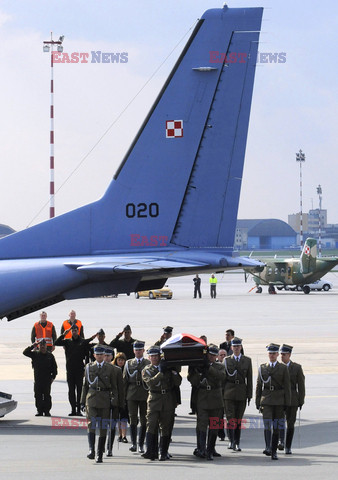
[166,120,183,138]
[304,245,310,255]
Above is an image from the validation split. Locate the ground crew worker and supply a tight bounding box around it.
[154,326,173,346]
[124,341,150,453]
[23,339,57,416]
[141,346,182,461]
[193,274,202,298]
[279,344,305,454]
[61,309,84,338]
[110,325,136,359]
[55,325,96,416]
[31,311,57,352]
[256,343,291,461]
[188,344,226,460]
[81,345,125,463]
[223,337,252,451]
[209,274,217,298]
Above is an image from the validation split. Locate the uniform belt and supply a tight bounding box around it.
[89,387,111,392]
[263,386,283,392]
[150,389,171,395]
[200,385,221,391]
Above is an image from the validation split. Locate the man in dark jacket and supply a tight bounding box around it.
[109,325,135,359]
[55,325,96,416]
[23,339,57,416]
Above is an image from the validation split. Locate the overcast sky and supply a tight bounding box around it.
[0,0,337,232]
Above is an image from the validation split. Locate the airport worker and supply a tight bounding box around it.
[256,343,291,460]
[61,309,84,338]
[209,274,217,298]
[124,340,150,453]
[223,337,252,451]
[110,325,136,359]
[278,344,305,454]
[31,311,57,352]
[80,345,125,463]
[188,344,226,460]
[193,274,202,298]
[141,346,182,461]
[154,325,173,346]
[23,339,57,416]
[55,325,96,416]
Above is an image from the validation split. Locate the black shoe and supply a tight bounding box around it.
[233,444,241,452]
[35,412,43,416]
[138,445,145,454]
[206,452,214,461]
[129,444,137,452]
[271,452,278,460]
[87,450,95,460]
[122,437,128,443]
[68,411,77,416]
[213,450,221,457]
[118,436,122,442]
[106,450,113,457]
[189,411,196,415]
[278,441,284,451]
[285,447,292,454]
[263,449,271,456]
[44,412,51,417]
[228,442,234,450]
[76,411,84,417]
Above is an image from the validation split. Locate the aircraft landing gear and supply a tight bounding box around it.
[256,286,262,293]
[268,285,276,294]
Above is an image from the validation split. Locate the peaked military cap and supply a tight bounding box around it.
[94,345,106,354]
[231,337,242,346]
[163,326,173,333]
[98,328,105,335]
[123,324,131,331]
[133,340,145,350]
[266,343,280,353]
[104,346,114,355]
[207,344,219,356]
[147,345,161,356]
[280,344,293,354]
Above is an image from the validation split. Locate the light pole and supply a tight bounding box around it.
[296,149,306,250]
[43,33,64,219]
[317,184,322,257]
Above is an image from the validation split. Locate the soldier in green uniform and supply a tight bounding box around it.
[256,343,291,460]
[188,344,226,460]
[223,337,252,452]
[278,344,305,454]
[141,346,182,461]
[124,340,150,453]
[80,345,125,463]
[154,326,173,347]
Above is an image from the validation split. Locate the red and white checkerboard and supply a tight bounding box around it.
[166,120,183,138]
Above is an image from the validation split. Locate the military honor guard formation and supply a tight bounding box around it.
[22,309,306,464]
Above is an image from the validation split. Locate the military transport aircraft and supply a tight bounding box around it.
[0,5,264,321]
[244,238,338,294]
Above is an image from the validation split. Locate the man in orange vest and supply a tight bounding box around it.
[31,311,57,352]
[61,310,84,339]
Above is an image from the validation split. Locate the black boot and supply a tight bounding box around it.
[138,425,146,453]
[233,426,242,451]
[271,431,279,460]
[193,428,201,456]
[106,427,115,457]
[285,428,294,454]
[227,428,235,449]
[195,431,207,458]
[87,432,95,459]
[96,436,106,463]
[142,432,157,460]
[263,429,272,455]
[206,431,217,461]
[159,436,170,461]
[129,425,137,452]
[278,427,285,450]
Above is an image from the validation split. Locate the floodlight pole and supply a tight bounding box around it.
[296,149,305,250]
[43,33,64,218]
[317,184,322,257]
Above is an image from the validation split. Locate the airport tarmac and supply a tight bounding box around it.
[1,272,338,479]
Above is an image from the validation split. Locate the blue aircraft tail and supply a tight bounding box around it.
[0,6,263,259]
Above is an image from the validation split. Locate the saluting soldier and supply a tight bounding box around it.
[80,345,125,463]
[124,340,150,453]
[154,326,173,347]
[256,343,291,460]
[278,344,305,454]
[188,344,226,460]
[223,337,252,452]
[141,346,182,461]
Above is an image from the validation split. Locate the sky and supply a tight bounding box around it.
[0,0,337,232]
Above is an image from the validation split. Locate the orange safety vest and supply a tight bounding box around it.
[62,319,83,339]
[34,321,54,346]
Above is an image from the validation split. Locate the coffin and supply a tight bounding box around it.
[161,333,207,367]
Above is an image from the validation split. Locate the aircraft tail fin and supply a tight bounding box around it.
[300,238,317,274]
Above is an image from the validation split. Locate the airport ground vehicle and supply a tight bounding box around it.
[275,278,333,293]
[135,286,173,300]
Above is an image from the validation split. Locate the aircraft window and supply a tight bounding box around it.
[288,267,291,275]
[281,268,285,274]
[267,267,272,275]
[275,267,279,275]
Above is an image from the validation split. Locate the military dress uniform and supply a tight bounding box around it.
[81,346,125,463]
[188,345,226,460]
[279,344,305,454]
[223,338,252,451]
[142,346,182,461]
[124,341,150,453]
[256,343,291,460]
